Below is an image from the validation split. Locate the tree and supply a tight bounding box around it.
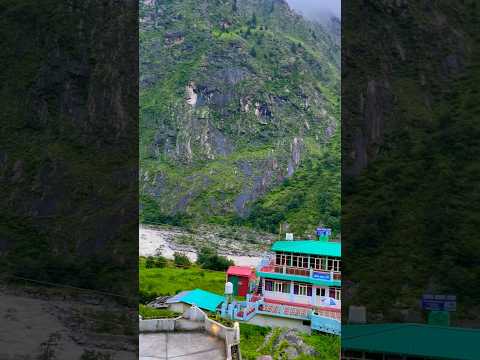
[250,47,257,57]
[145,256,155,268]
[197,247,234,271]
[173,252,191,268]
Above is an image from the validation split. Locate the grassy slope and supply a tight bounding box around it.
[139,258,226,297]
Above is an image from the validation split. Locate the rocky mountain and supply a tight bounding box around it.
[342,0,480,322]
[139,0,340,236]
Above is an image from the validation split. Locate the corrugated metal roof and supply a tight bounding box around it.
[227,266,255,278]
[176,288,225,312]
[272,240,341,257]
[342,323,480,360]
[165,290,191,304]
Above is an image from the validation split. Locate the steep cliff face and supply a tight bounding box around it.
[140,0,340,232]
[342,0,480,321]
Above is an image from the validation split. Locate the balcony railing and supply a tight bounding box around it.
[258,261,341,282]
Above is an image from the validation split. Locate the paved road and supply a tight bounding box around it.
[140,332,226,360]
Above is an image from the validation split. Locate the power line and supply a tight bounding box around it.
[3,274,135,300]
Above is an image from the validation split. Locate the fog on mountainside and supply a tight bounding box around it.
[286,0,341,22]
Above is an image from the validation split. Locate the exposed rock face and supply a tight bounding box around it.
[140,0,340,222]
[343,0,468,176]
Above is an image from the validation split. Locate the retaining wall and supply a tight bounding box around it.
[139,306,241,360]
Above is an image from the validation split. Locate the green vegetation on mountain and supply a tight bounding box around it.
[0,0,137,300]
[140,0,340,237]
[343,0,480,321]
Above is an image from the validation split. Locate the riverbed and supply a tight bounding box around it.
[139,225,265,267]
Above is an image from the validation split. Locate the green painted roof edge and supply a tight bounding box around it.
[257,270,341,287]
[272,240,341,257]
[342,323,480,360]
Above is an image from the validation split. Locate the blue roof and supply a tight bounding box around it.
[272,240,341,257]
[176,289,225,312]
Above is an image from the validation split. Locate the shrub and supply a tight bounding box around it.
[173,252,191,268]
[196,247,234,271]
[139,304,180,319]
[145,256,155,268]
[155,256,168,268]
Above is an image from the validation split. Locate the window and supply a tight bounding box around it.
[294,283,312,296]
[316,287,327,297]
[315,257,327,270]
[292,255,298,267]
[276,252,290,266]
[286,254,292,266]
[334,288,341,300]
[299,256,304,268]
[302,256,309,268]
[327,257,341,272]
[272,281,290,293]
[276,253,281,265]
[313,256,325,270]
[265,280,273,291]
[298,284,308,296]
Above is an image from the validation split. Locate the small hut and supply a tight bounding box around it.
[226,266,256,297]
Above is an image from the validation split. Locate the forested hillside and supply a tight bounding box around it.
[140,0,340,237]
[0,0,138,297]
[343,0,480,322]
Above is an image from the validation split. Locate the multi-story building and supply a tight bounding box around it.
[255,231,341,320]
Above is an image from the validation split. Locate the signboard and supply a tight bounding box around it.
[428,310,450,326]
[316,228,332,237]
[422,294,456,312]
[312,272,331,281]
[285,233,294,240]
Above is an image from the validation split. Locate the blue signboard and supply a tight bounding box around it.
[316,228,332,237]
[312,272,331,281]
[422,294,456,312]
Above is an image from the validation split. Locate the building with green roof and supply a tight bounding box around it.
[342,323,480,360]
[255,229,341,327]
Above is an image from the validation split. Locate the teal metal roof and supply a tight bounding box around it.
[342,323,480,360]
[177,289,225,312]
[256,270,341,287]
[272,240,341,257]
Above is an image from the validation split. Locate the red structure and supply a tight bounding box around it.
[226,266,256,297]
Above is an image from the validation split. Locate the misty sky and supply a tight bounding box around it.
[286,0,341,19]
